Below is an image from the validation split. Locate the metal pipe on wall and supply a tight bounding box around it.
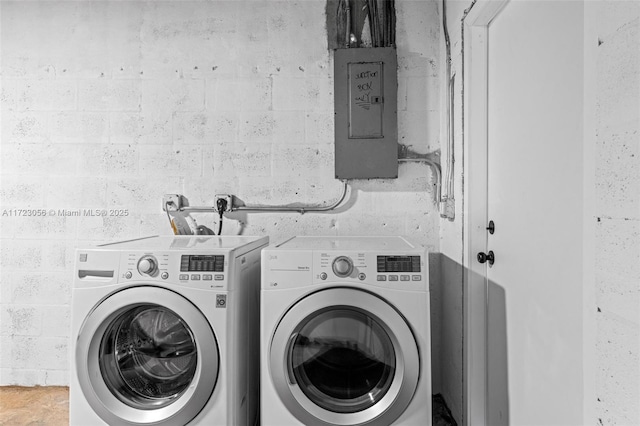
[176,180,350,215]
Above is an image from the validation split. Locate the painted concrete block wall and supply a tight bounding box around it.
[0,1,442,387]
[592,1,640,423]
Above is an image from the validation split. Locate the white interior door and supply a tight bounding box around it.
[465,1,585,424]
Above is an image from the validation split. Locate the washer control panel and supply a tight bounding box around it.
[120,252,227,288]
[180,255,224,272]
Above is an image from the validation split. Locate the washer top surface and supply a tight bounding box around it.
[274,236,419,252]
[97,235,267,251]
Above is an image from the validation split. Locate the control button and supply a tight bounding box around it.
[214,274,224,281]
[377,275,387,281]
[191,274,201,280]
[124,271,132,279]
[400,275,410,281]
[412,275,422,281]
[161,272,169,280]
[179,274,189,280]
[358,273,366,281]
[203,274,213,281]
[332,256,354,278]
[389,275,399,281]
[137,255,158,276]
[320,272,328,280]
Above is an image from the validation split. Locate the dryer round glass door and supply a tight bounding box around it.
[76,286,219,425]
[290,307,395,413]
[269,288,420,426]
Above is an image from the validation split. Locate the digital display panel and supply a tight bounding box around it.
[377,256,420,272]
[180,255,224,272]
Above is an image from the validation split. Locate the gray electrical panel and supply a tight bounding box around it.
[334,47,397,179]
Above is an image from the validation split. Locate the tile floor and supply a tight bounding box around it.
[0,386,457,425]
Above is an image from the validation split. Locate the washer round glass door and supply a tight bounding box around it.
[99,304,197,407]
[76,286,219,425]
[269,288,420,426]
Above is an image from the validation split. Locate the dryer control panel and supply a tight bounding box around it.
[311,251,427,291]
[262,236,428,291]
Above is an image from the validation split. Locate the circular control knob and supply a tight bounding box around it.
[137,256,158,276]
[332,256,354,278]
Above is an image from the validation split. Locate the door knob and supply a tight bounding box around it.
[477,251,495,266]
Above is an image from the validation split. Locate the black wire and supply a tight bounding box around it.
[215,198,228,235]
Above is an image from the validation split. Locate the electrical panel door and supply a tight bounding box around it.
[334,47,397,179]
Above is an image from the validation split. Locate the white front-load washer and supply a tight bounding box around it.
[70,235,268,426]
[261,236,432,426]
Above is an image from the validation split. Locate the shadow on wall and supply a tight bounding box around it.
[438,254,462,419]
[487,281,510,426]
[430,251,443,397]
[453,258,510,426]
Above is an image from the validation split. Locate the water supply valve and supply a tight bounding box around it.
[162,194,188,211]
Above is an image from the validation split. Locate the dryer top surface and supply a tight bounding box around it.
[273,236,420,252]
[96,235,268,251]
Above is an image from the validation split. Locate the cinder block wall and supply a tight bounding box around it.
[0,1,441,386]
[592,1,640,423]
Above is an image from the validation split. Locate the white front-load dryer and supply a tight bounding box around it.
[70,235,268,426]
[261,236,432,426]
